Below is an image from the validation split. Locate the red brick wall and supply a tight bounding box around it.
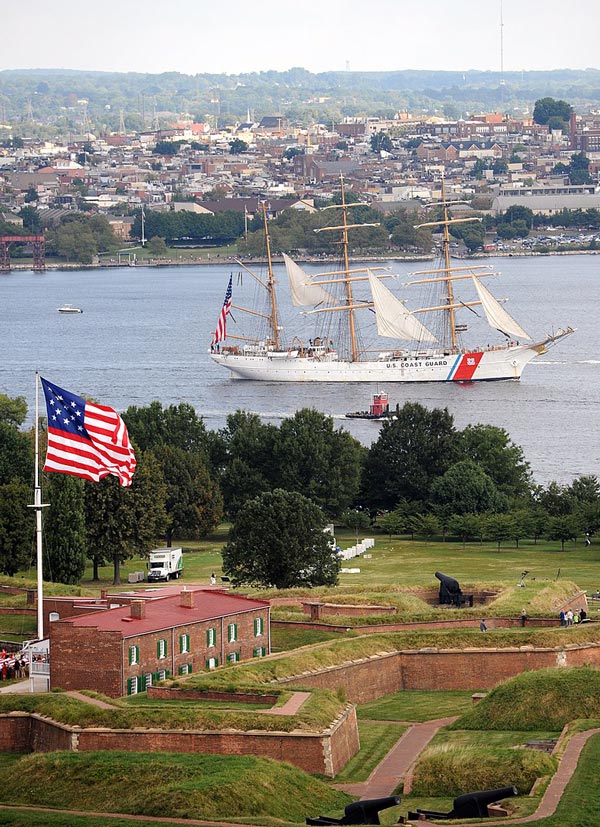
[0,713,74,752]
[50,623,123,696]
[0,705,358,777]
[277,643,600,702]
[147,687,278,705]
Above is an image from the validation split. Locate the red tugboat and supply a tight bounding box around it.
[346,392,396,420]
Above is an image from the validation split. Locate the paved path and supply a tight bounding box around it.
[334,717,457,799]
[64,690,119,709]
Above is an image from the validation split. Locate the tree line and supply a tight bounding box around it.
[1,394,598,588]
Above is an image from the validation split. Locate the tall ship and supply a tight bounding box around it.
[209,180,574,382]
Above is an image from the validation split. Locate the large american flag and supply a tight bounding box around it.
[41,377,136,487]
[211,274,233,345]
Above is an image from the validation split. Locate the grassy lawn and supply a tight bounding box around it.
[333,722,407,783]
[271,625,352,652]
[358,690,477,723]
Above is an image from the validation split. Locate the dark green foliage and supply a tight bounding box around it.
[0,480,32,575]
[431,460,503,515]
[362,402,457,510]
[274,408,364,517]
[0,421,33,486]
[123,401,211,458]
[370,131,393,153]
[223,488,339,588]
[131,208,245,245]
[43,474,86,584]
[533,97,573,130]
[457,424,531,498]
[229,138,248,154]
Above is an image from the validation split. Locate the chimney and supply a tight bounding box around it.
[180,588,194,609]
[130,600,145,620]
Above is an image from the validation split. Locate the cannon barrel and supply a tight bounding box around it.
[307,795,401,826]
[450,785,518,818]
[435,571,461,592]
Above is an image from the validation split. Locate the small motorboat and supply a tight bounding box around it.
[346,392,396,420]
[57,304,83,313]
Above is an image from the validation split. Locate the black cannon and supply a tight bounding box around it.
[435,571,474,607]
[307,795,401,825]
[408,785,518,820]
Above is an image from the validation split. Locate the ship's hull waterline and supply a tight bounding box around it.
[211,340,550,383]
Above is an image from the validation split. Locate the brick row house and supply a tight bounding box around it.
[50,587,270,698]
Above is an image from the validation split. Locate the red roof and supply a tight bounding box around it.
[58,590,268,638]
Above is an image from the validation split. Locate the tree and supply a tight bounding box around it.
[19,205,41,232]
[547,515,580,551]
[0,481,32,575]
[431,460,502,515]
[370,132,393,153]
[222,489,339,588]
[43,474,86,584]
[123,401,212,461]
[533,97,573,131]
[341,509,370,543]
[84,448,168,584]
[217,411,278,518]
[378,509,406,538]
[456,424,531,499]
[147,236,168,257]
[484,513,513,550]
[0,421,33,486]
[0,394,27,427]
[448,513,483,547]
[229,138,249,155]
[362,402,457,510]
[152,445,222,546]
[274,409,364,517]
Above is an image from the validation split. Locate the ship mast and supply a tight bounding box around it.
[314,176,379,361]
[262,202,280,349]
[415,178,482,352]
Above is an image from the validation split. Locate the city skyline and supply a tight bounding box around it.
[2,0,599,77]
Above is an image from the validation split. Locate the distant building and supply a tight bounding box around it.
[50,587,270,697]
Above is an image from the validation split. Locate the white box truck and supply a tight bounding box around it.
[147,548,183,582]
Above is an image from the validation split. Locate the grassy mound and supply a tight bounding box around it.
[0,751,352,821]
[453,667,600,731]
[0,688,343,733]
[410,743,556,797]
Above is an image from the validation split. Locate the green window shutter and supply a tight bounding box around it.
[186,633,190,651]
[128,646,133,665]
[136,645,140,664]
[157,641,161,659]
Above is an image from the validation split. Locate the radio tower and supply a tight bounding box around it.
[499,0,505,107]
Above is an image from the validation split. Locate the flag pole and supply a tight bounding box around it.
[30,372,49,641]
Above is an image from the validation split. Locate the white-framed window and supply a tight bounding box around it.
[253,646,266,658]
[179,633,190,654]
[227,651,240,664]
[142,673,153,690]
[206,627,216,647]
[227,623,238,643]
[128,645,139,666]
[254,616,264,636]
[127,676,139,695]
[157,639,167,659]
[206,656,218,670]
[178,663,192,675]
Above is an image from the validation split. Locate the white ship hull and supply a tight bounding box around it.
[211,336,568,383]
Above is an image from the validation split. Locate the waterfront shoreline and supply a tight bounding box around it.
[5,247,600,272]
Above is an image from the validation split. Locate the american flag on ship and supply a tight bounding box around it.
[212,274,233,345]
[40,377,136,487]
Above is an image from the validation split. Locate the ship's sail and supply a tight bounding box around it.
[368,270,437,342]
[283,253,335,307]
[471,276,531,341]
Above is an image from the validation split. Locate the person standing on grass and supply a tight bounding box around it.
[480,619,487,632]
[565,609,574,626]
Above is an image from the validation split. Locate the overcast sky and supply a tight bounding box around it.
[3,0,599,75]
